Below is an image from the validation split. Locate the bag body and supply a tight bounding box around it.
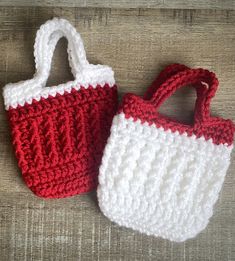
[98,64,234,242]
[3,18,118,198]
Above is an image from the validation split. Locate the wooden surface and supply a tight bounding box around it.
[1,1,235,10]
[0,6,235,261]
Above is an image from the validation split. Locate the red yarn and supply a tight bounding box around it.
[119,64,234,146]
[8,84,118,198]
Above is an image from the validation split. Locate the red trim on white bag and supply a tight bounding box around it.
[118,65,234,146]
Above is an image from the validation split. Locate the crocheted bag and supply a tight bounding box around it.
[3,18,118,198]
[97,64,234,242]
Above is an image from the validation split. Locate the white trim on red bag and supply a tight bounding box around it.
[98,113,233,242]
[3,18,115,110]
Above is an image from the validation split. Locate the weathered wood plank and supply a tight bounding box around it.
[0,6,234,261]
[0,0,235,11]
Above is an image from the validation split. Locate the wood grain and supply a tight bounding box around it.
[0,6,234,261]
[0,0,235,10]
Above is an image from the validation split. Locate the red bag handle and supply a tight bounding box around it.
[149,68,219,124]
[144,64,190,100]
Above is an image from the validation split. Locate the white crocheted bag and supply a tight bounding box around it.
[97,64,234,242]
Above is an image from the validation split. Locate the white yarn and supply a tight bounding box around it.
[97,113,233,242]
[3,18,115,109]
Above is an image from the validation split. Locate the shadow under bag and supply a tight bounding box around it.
[97,64,234,242]
[3,18,118,198]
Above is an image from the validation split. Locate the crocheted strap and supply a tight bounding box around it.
[150,68,219,123]
[3,18,115,109]
[144,64,190,100]
[34,18,89,88]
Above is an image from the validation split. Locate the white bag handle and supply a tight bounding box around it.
[34,18,89,87]
[3,18,115,109]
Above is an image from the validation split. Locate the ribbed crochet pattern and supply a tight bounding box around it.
[3,18,118,198]
[97,64,234,242]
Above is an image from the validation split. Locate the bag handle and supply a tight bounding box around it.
[149,68,219,123]
[144,64,209,124]
[144,64,190,100]
[33,18,89,88]
[3,18,115,109]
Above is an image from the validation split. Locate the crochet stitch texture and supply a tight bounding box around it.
[97,64,234,242]
[3,18,118,198]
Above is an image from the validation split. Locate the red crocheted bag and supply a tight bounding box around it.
[3,18,118,198]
